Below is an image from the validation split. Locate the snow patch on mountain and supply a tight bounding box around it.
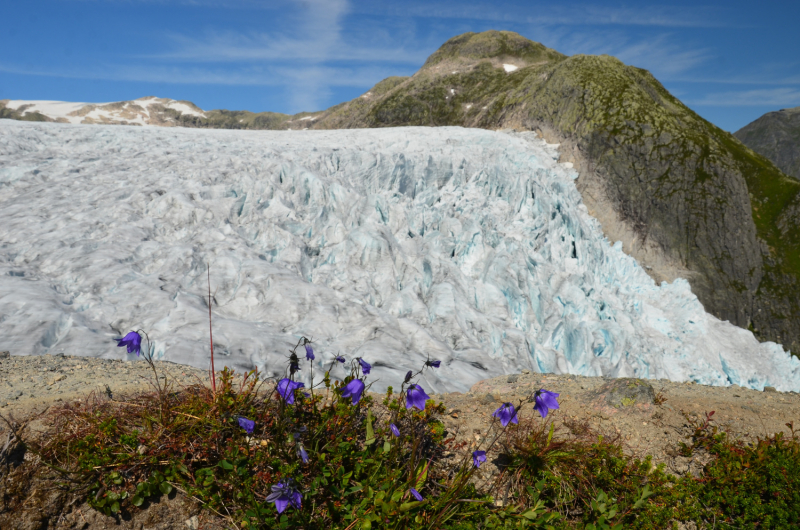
[1,121,798,392]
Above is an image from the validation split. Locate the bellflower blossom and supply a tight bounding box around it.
[406,384,430,410]
[492,402,519,427]
[404,370,413,383]
[341,378,365,405]
[358,358,372,375]
[335,355,345,363]
[304,344,314,361]
[410,488,424,501]
[533,389,560,418]
[472,450,487,468]
[277,379,305,405]
[266,479,302,513]
[390,423,400,437]
[298,445,309,464]
[237,417,255,434]
[117,331,142,356]
[425,360,441,368]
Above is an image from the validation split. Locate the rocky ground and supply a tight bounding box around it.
[1,352,799,529]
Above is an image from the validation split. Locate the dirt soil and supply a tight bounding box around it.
[1,353,799,529]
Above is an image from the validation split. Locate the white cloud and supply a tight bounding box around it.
[354,2,732,28]
[688,87,800,106]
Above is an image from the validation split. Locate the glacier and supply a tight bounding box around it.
[1,120,798,393]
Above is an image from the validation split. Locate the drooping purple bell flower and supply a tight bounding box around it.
[390,423,400,437]
[289,359,300,374]
[305,344,314,361]
[425,360,441,368]
[117,331,142,356]
[406,384,430,410]
[533,389,560,418]
[404,370,413,383]
[277,378,305,405]
[237,416,255,434]
[472,450,486,468]
[492,402,518,427]
[297,445,309,464]
[266,479,302,513]
[410,488,424,501]
[341,378,365,405]
[335,355,345,363]
[358,358,371,375]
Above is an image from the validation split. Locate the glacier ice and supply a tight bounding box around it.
[1,120,798,392]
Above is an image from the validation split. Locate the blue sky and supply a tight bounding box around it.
[2,0,799,132]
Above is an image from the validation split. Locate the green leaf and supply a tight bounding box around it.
[415,461,430,490]
[110,501,120,514]
[365,409,375,442]
[399,501,422,512]
[131,495,144,507]
[159,481,173,495]
[218,460,234,471]
[546,422,555,446]
[383,440,391,453]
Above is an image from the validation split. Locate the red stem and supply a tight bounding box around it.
[208,264,216,394]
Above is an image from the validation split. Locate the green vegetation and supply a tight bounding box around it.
[5,338,800,529]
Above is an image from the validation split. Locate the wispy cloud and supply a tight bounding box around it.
[0,61,401,89]
[355,1,733,28]
[688,87,800,106]
[149,31,425,64]
[529,27,711,77]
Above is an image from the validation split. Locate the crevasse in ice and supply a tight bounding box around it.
[1,121,798,392]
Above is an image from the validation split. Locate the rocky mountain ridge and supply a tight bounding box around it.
[3,30,799,355]
[735,106,800,180]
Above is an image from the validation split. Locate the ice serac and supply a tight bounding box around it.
[1,121,798,392]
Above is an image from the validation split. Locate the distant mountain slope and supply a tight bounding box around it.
[734,107,800,180]
[2,30,799,355]
[0,97,207,126]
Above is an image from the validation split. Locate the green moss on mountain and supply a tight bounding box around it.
[421,30,565,70]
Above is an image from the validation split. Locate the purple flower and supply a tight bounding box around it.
[492,402,518,427]
[426,360,441,368]
[390,423,400,437]
[335,355,345,363]
[404,370,413,383]
[304,344,314,361]
[289,360,299,374]
[266,479,302,513]
[472,450,486,468]
[358,358,372,375]
[292,426,308,440]
[277,378,305,405]
[533,389,560,418]
[410,488,423,501]
[237,416,255,434]
[341,378,365,405]
[297,445,309,464]
[406,384,430,410]
[117,331,142,356]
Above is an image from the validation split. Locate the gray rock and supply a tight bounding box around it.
[0,351,9,359]
[507,374,520,383]
[594,378,656,408]
[764,386,777,392]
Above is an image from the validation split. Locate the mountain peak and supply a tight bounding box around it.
[421,30,565,72]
